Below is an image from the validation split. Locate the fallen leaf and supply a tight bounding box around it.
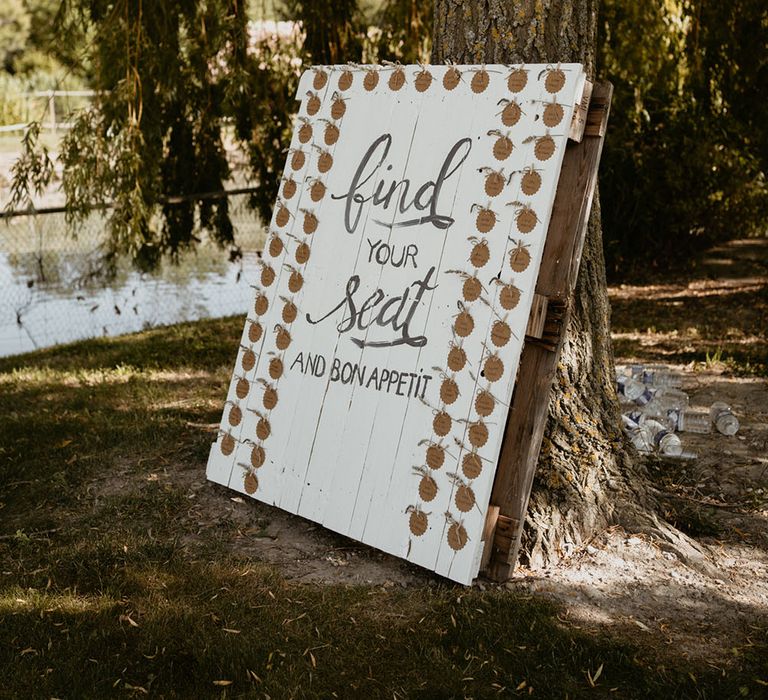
[593,663,604,683]
[119,614,140,628]
[123,683,147,694]
[213,680,232,686]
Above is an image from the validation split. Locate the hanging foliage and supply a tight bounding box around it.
[7,0,763,276]
[8,0,303,271]
[371,0,433,65]
[7,0,433,271]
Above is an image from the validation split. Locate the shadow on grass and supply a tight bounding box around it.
[3,542,765,699]
[1,306,767,697]
[0,337,233,529]
[3,470,765,697]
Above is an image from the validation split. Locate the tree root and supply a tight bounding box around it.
[616,503,724,580]
[520,481,724,581]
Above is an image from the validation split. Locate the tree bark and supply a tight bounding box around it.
[431,0,694,570]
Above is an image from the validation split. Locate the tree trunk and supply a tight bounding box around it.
[431,0,707,571]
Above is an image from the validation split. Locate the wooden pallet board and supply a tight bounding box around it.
[206,63,591,585]
[484,82,613,581]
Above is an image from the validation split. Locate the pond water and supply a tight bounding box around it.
[0,204,264,358]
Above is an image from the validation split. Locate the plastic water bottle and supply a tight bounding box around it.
[618,374,657,406]
[644,419,683,456]
[617,375,646,401]
[622,413,638,429]
[622,412,649,450]
[623,411,646,427]
[627,408,679,433]
[627,426,653,453]
[638,406,675,431]
[666,451,698,461]
[655,429,683,456]
[643,388,690,430]
[676,409,712,434]
[633,385,657,407]
[648,369,683,388]
[630,364,683,388]
[659,410,680,432]
[710,402,739,435]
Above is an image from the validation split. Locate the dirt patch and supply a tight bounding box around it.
[508,364,768,666]
[93,452,429,588]
[510,528,768,666]
[181,476,428,587]
[609,238,768,373]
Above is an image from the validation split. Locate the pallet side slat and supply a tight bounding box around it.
[484,82,613,581]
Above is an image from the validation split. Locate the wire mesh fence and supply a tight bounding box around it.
[0,190,265,358]
[0,90,97,134]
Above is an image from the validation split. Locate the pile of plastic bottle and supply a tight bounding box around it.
[616,364,740,459]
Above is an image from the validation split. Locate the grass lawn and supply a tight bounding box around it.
[1,318,766,698]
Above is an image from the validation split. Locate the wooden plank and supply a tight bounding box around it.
[234,69,337,507]
[484,83,613,582]
[206,68,325,494]
[568,80,593,142]
[432,66,587,583]
[321,72,432,537]
[584,87,610,138]
[524,293,548,340]
[274,70,391,518]
[525,298,567,351]
[355,66,485,563]
[479,505,500,572]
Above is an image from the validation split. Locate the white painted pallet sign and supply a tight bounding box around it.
[207,63,586,585]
